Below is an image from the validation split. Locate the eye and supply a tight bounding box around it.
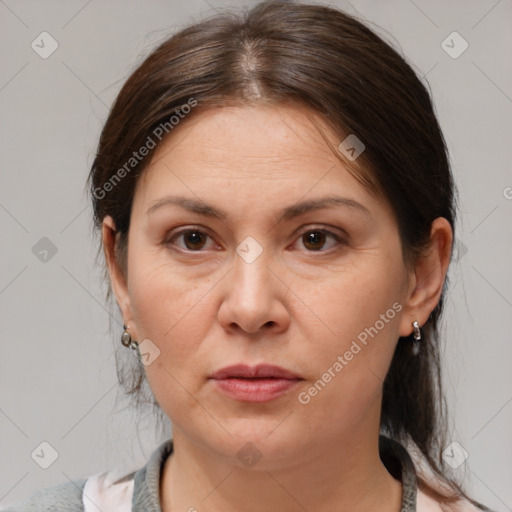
[163,226,346,253]
[294,228,346,252]
[164,228,216,252]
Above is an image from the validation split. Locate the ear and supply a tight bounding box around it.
[398,217,453,338]
[102,215,136,334]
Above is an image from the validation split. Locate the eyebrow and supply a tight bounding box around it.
[145,194,372,222]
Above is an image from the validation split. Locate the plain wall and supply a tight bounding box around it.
[0,0,510,510]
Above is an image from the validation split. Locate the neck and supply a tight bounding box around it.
[160,425,403,512]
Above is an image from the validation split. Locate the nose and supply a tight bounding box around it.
[217,246,290,335]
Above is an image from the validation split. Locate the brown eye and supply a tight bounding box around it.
[302,231,327,251]
[182,231,208,250]
[296,228,345,252]
[164,228,215,252]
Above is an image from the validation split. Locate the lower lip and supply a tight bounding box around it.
[211,378,301,402]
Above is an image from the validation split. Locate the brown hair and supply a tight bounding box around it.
[87,1,488,509]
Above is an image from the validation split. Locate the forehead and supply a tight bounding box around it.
[152,104,337,165]
[133,105,388,218]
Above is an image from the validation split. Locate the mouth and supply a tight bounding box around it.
[209,363,303,380]
[208,364,304,403]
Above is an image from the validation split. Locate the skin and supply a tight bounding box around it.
[102,104,452,512]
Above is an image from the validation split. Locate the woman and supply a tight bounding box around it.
[3,1,497,511]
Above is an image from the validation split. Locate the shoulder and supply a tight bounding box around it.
[0,470,137,512]
[1,439,173,512]
[415,473,498,512]
[417,487,496,512]
[379,435,496,512]
[0,477,87,511]
[82,469,136,510]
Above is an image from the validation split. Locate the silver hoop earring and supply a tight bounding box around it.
[121,324,139,351]
[411,320,421,356]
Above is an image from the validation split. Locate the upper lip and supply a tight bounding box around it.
[209,364,302,380]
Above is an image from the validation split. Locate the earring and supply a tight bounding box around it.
[411,320,421,356]
[121,324,139,351]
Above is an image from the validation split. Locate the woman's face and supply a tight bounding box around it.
[107,105,425,467]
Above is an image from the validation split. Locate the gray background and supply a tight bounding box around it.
[0,0,511,510]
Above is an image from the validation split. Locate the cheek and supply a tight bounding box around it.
[296,258,405,412]
[128,261,216,417]
[305,259,403,346]
[127,253,216,363]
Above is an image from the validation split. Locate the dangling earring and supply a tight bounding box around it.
[121,324,139,351]
[411,320,421,356]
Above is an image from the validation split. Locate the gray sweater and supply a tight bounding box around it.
[0,435,424,511]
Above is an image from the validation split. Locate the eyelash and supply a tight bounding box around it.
[163,226,347,254]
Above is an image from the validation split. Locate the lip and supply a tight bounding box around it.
[209,364,301,380]
[209,364,304,403]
